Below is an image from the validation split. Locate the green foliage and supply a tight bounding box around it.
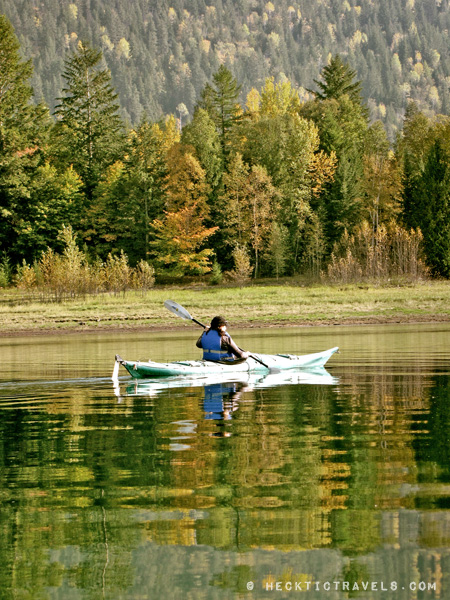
[398,106,450,276]
[1,15,449,286]
[0,254,12,287]
[309,55,365,109]
[0,14,50,263]
[265,223,290,279]
[301,91,369,248]
[209,259,223,286]
[52,41,125,198]
[197,65,242,160]
[181,108,223,190]
[82,116,179,264]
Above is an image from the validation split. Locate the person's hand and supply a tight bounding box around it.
[241,351,250,359]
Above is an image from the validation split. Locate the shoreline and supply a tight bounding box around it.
[2,313,449,338]
[2,280,449,338]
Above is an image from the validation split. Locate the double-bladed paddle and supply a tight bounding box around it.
[164,300,270,369]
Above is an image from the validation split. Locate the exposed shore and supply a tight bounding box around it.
[1,280,449,337]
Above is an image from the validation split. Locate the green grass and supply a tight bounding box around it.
[1,280,449,335]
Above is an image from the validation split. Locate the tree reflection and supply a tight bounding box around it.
[1,360,450,596]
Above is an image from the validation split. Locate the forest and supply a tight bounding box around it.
[1,11,450,294]
[1,0,450,140]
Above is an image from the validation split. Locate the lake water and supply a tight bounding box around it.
[0,323,449,599]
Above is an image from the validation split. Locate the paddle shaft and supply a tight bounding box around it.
[192,317,207,329]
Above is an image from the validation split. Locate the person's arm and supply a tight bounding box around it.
[196,331,205,348]
[222,334,250,359]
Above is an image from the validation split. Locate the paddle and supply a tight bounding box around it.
[164,300,270,369]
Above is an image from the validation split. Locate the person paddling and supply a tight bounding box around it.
[196,316,250,362]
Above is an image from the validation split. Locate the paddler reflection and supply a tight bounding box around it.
[204,381,250,422]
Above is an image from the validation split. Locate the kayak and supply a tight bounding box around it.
[113,346,339,379]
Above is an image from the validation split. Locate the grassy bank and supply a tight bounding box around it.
[1,281,450,335]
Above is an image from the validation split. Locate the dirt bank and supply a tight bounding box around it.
[2,312,449,338]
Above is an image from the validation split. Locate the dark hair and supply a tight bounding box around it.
[210,315,228,329]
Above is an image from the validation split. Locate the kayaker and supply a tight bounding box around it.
[196,316,250,362]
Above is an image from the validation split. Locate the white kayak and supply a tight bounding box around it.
[113,347,339,380]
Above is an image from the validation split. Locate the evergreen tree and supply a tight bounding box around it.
[197,65,242,160]
[308,54,368,119]
[53,41,125,199]
[0,14,49,263]
[400,118,450,277]
[301,66,369,249]
[84,116,179,264]
[415,137,450,277]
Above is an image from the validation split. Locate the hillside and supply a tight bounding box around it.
[1,0,450,137]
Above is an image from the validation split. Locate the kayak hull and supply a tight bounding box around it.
[115,347,339,379]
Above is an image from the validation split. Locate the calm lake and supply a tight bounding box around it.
[0,323,449,599]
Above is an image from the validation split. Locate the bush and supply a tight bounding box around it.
[131,260,155,291]
[324,221,428,283]
[226,245,253,286]
[0,254,12,288]
[15,260,38,290]
[11,226,156,300]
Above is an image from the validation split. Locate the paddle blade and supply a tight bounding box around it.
[164,300,193,321]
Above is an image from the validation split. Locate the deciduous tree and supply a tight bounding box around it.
[150,145,217,276]
[362,121,403,232]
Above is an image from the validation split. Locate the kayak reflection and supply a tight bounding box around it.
[113,368,337,430]
[117,366,338,409]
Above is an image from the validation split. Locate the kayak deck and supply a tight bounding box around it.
[114,347,339,379]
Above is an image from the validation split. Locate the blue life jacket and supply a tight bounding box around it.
[201,329,234,361]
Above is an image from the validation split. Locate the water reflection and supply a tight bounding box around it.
[119,367,338,426]
[120,367,338,397]
[1,325,450,598]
